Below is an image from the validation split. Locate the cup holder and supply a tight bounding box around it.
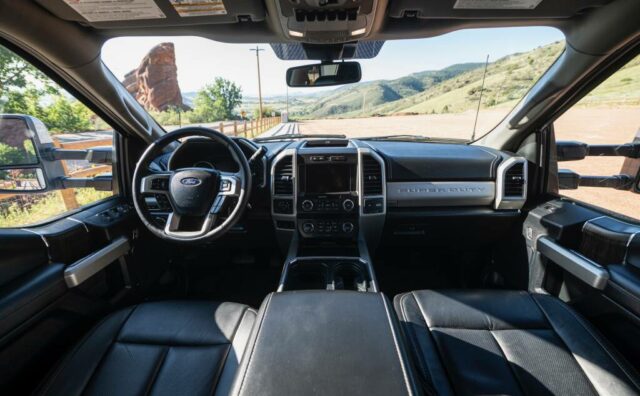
[283,259,371,292]
[333,262,368,292]
[283,261,329,291]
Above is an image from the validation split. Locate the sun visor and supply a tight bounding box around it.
[271,41,384,61]
[35,0,266,28]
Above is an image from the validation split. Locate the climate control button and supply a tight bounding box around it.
[301,200,314,211]
[342,222,354,233]
[342,199,355,212]
[302,222,315,233]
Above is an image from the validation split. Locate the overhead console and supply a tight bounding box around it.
[271,0,385,43]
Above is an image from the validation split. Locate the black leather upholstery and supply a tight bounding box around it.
[37,300,256,396]
[231,291,420,396]
[395,290,640,396]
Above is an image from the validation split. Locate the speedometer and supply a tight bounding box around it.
[194,161,216,169]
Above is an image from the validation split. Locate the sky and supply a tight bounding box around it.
[101,27,564,98]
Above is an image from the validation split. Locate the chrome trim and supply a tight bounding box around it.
[537,236,609,290]
[64,236,130,287]
[495,156,528,210]
[357,148,386,217]
[386,181,495,207]
[270,148,298,230]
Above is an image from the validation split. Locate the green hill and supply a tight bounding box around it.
[291,41,568,119]
[294,63,483,118]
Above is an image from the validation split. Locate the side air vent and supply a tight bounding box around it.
[495,157,527,210]
[274,156,294,195]
[362,155,383,195]
[504,162,525,197]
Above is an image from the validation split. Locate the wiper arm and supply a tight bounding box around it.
[253,133,346,142]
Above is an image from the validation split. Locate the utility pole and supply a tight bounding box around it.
[250,46,264,120]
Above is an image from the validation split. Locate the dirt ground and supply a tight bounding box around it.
[298,107,640,220]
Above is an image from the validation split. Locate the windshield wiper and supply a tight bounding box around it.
[360,135,468,143]
[254,133,346,142]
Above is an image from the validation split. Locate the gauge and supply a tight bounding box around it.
[193,161,216,169]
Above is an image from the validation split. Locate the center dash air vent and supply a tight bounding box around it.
[504,162,525,197]
[274,156,294,195]
[362,155,383,195]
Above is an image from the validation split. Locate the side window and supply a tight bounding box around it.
[0,45,116,227]
[554,54,640,221]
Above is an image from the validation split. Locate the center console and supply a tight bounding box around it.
[229,291,419,396]
[271,139,386,293]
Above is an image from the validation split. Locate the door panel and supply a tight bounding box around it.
[524,199,640,370]
[0,198,138,392]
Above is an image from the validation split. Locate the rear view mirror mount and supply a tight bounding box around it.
[286,61,361,87]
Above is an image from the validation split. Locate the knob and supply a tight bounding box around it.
[342,222,354,233]
[302,222,315,234]
[302,200,314,211]
[342,199,355,212]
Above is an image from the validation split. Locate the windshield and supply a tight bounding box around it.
[102,27,564,141]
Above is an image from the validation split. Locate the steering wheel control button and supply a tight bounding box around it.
[302,200,314,211]
[342,198,355,212]
[220,179,232,192]
[151,178,169,190]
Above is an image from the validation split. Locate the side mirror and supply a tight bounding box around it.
[0,116,50,192]
[0,115,113,194]
[286,61,361,87]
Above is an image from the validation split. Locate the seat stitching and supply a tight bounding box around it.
[488,330,527,396]
[37,305,137,395]
[410,291,457,394]
[380,294,414,396]
[531,295,640,391]
[237,293,273,395]
[142,346,169,396]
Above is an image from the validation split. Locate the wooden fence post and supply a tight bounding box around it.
[219,122,224,134]
[53,138,79,210]
[233,121,238,136]
[243,120,247,137]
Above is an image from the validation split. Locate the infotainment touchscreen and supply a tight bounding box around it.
[304,164,353,193]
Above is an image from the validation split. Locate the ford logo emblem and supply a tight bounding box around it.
[180,177,201,186]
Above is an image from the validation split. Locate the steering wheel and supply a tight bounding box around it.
[132,127,252,242]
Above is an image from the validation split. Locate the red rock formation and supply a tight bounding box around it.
[123,42,186,112]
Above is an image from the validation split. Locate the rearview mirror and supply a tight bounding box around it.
[286,62,361,87]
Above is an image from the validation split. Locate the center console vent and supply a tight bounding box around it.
[362,155,382,195]
[274,156,294,195]
[305,139,350,147]
[504,162,525,197]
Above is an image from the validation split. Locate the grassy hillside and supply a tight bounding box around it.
[293,63,483,119]
[286,41,566,120]
[576,54,640,106]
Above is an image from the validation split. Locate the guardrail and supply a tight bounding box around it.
[206,116,280,138]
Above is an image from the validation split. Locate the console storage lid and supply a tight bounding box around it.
[230,291,419,396]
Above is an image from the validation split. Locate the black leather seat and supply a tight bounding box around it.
[37,300,256,396]
[395,290,640,396]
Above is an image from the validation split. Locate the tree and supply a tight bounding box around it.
[43,97,92,133]
[191,77,242,122]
